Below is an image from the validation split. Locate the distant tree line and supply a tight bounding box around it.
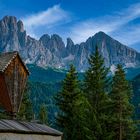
[17,86,48,125]
[55,46,136,140]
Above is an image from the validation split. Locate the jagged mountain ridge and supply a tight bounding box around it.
[0,16,140,71]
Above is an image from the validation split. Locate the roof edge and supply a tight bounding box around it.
[0,51,30,75]
[0,130,62,136]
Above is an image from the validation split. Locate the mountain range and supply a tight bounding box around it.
[0,16,140,71]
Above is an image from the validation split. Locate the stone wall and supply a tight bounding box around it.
[0,133,62,140]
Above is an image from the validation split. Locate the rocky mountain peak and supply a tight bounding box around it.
[90,31,111,43]
[66,38,74,47]
[50,34,65,51]
[94,31,108,36]
[39,34,50,46]
[17,20,24,32]
[2,16,17,23]
[51,34,63,43]
[0,16,139,71]
[0,16,21,51]
[2,16,17,31]
[66,37,77,55]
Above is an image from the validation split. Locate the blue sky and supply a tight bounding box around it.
[0,0,140,51]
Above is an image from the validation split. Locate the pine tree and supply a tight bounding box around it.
[17,84,33,121]
[39,103,48,124]
[110,64,136,140]
[71,92,92,140]
[55,64,90,140]
[84,45,111,139]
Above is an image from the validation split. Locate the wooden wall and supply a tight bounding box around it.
[0,133,62,140]
[2,55,28,113]
[0,74,12,112]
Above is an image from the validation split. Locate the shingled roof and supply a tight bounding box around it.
[0,51,29,74]
[0,119,62,136]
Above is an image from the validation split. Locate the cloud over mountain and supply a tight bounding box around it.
[22,5,70,38]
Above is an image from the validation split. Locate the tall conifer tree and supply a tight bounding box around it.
[110,64,136,140]
[55,65,90,140]
[84,45,111,139]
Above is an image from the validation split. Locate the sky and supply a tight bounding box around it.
[0,0,140,51]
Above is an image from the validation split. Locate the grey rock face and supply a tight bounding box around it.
[0,16,140,71]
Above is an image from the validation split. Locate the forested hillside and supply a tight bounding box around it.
[27,64,140,128]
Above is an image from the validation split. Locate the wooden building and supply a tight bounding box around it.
[0,51,29,115]
[0,51,63,140]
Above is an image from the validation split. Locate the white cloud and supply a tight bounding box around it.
[70,3,140,44]
[113,25,140,46]
[70,19,118,43]
[22,4,70,37]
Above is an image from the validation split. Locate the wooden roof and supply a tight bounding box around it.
[0,51,29,74]
[0,119,62,136]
